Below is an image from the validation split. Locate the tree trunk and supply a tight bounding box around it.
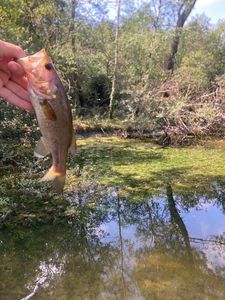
[152,0,162,32]
[166,0,197,72]
[70,0,84,111]
[146,0,162,73]
[109,0,121,119]
[166,184,193,262]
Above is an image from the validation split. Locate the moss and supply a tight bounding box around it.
[70,136,225,196]
[1,136,225,225]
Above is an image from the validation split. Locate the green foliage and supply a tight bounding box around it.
[1,1,225,123]
[175,50,213,90]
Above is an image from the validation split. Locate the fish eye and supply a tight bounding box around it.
[45,63,53,70]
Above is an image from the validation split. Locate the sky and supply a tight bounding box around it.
[108,0,225,25]
[192,0,225,24]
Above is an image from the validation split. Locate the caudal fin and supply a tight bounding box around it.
[40,167,66,193]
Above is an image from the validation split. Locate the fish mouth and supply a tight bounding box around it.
[18,49,56,99]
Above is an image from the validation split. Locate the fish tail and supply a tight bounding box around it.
[40,167,66,193]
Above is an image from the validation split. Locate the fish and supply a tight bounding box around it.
[18,49,76,193]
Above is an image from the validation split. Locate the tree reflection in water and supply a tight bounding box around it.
[0,183,225,300]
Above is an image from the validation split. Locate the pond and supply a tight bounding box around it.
[0,183,225,300]
[0,137,225,299]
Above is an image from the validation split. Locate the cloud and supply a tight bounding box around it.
[195,0,218,8]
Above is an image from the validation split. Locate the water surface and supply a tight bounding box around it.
[0,183,225,300]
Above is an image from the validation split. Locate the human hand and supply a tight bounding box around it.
[0,40,33,111]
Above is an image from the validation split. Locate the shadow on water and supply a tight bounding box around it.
[0,181,225,300]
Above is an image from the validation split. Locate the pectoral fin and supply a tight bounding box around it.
[40,100,57,121]
[34,137,49,158]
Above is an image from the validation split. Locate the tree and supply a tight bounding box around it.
[109,0,121,119]
[166,0,197,71]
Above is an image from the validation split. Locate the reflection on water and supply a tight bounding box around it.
[0,182,225,300]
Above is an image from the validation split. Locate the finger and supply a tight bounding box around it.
[11,75,28,89]
[0,40,26,59]
[0,87,33,111]
[8,61,26,76]
[0,61,10,74]
[5,80,30,101]
[0,78,3,88]
[0,70,10,85]
[0,57,12,63]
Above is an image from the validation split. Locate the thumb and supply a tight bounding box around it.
[0,40,26,59]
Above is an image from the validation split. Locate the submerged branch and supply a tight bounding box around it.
[190,237,225,245]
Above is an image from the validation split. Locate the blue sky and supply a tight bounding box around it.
[109,1,225,25]
[192,0,225,23]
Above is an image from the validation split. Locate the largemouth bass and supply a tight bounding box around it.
[18,49,76,193]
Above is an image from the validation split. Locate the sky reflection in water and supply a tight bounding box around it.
[0,183,225,300]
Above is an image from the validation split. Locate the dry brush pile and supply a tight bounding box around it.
[122,74,225,145]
